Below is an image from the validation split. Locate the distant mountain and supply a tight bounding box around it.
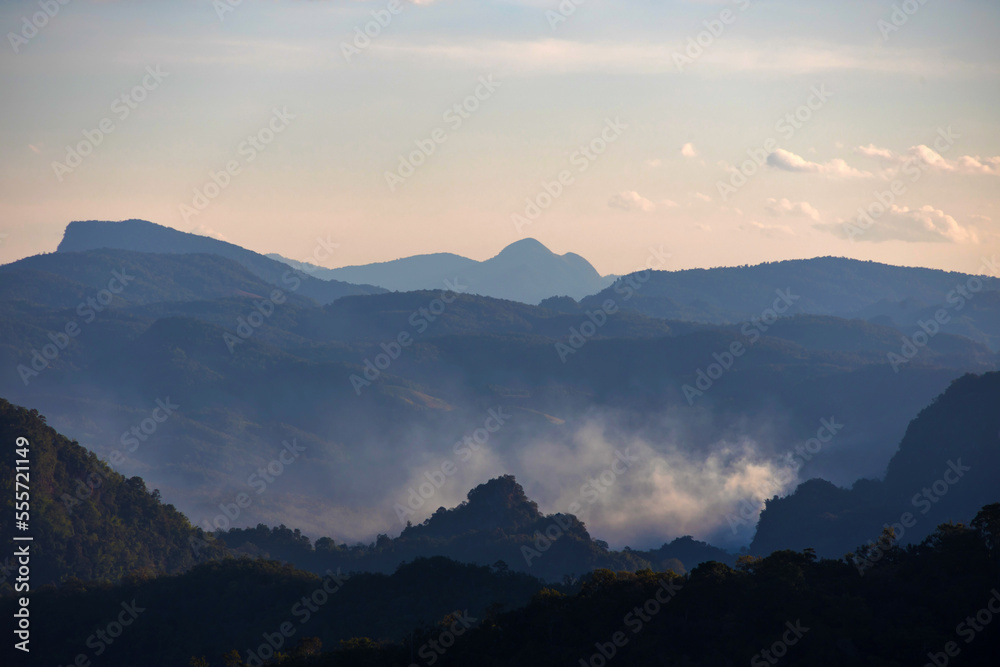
[581,256,1000,325]
[217,475,651,582]
[273,238,615,304]
[751,371,1000,558]
[0,398,225,588]
[270,250,479,291]
[57,219,386,304]
[1,247,994,548]
[0,248,316,308]
[855,290,1000,352]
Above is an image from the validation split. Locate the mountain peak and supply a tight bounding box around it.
[494,238,552,259]
[402,475,543,539]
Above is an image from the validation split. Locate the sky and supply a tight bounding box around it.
[1,0,998,277]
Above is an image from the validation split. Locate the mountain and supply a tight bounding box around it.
[274,238,616,304]
[581,256,1000,325]
[215,475,651,582]
[0,248,316,309]
[0,398,225,588]
[270,250,479,291]
[751,371,1000,558]
[10,508,1000,667]
[1,247,995,551]
[56,219,386,304]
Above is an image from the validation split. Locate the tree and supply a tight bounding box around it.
[972,503,1000,565]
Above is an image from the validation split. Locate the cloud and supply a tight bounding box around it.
[817,205,977,244]
[855,144,895,160]
[693,192,711,203]
[764,198,820,222]
[645,158,662,168]
[741,221,795,238]
[854,144,1000,175]
[190,224,229,242]
[609,191,656,212]
[766,149,873,178]
[681,143,698,158]
[365,38,998,78]
[956,155,1000,175]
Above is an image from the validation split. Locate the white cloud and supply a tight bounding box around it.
[681,143,698,158]
[767,149,873,178]
[645,158,662,168]
[817,205,977,244]
[609,191,656,212]
[855,144,895,160]
[765,198,820,222]
[191,224,229,242]
[365,38,998,78]
[956,155,1000,175]
[741,221,795,238]
[853,143,1000,175]
[693,192,711,203]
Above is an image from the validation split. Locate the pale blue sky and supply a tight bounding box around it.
[1,0,998,276]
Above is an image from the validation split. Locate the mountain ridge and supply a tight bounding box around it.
[271,236,615,304]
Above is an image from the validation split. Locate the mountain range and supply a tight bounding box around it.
[270,237,616,304]
[2,220,998,555]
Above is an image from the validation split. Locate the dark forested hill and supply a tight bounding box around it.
[752,371,1000,557]
[0,398,225,587]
